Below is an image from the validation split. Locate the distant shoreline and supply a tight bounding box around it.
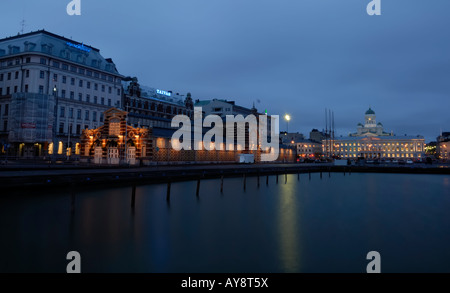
[1,161,448,191]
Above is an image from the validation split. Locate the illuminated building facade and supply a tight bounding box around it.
[122,77,194,129]
[0,30,123,159]
[437,132,449,160]
[294,139,323,159]
[329,108,425,160]
[80,108,152,165]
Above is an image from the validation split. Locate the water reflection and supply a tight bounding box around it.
[277,175,300,272]
[0,173,450,272]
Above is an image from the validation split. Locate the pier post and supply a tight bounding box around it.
[166,181,171,202]
[257,173,260,188]
[70,191,75,213]
[131,184,136,208]
[344,168,346,176]
[196,178,201,197]
[266,175,269,186]
[243,174,246,191]
[220,176,224,193]
[297,173,300,181]
[320,171,323,179]
[309,172,311,180]
[285,173,287,184]
[276,174,279,184]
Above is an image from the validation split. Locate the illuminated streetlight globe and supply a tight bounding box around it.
[284,114,291,121]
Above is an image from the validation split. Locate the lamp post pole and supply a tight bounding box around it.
[52,86,58,163]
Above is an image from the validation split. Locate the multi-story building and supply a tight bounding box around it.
[194,99,256,117]
[309,129,329,143]
[122,77,194,129]
[280,132,305,144]
[437,132,449,160]
[329,108,425,160]
[0,30,123,158]
[294,139,323,160]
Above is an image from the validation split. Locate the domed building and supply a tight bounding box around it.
[350,108,392,137]
[326,107,425,161]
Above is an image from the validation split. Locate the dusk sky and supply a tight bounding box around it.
[1,0,449,142]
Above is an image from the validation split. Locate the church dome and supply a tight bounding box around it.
[365,108,375,115]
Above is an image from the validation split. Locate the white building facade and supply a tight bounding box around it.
[328,108,425,160]
[0,30,123,158]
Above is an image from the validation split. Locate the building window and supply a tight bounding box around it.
[0,88,2,96]
[26,57,31,63]
[108,87,112,94]
[0,74,3,81]
[14,86,18,93]
[4,104,8,115]
[53,74,57,82]
[78,68,85,75]
[40,58,47,65]
[3,120,7,131]
[93,111,97,122]
[101,85,105,92]
[101,97,104,105]
[15,71,19,79]
[61,90,66,98]
[69,108,74,118]
[79,80,83,87]
[85,110,89,120]
[100,113,104,122]
[38,85,44,94]
[86,94,90,103]
[70,91,74,99]
[62,76,66,84]
[71,78,75,86]
[52,61,60,68]
[62,64,68,70]
[109,118,120,136]
[59,123,64,134]
[39,71,45,79]
[86,70,92,77]
[94,83,98,91]
[117,88,121,96]
[70,66,77,72]
[77,109,81,119]
[7,72,11,80]
[108,99,111,106]
[78,93,82,101]
[87,82,91,89]
[6,87,10,95]
[94,96,98,104]
[60,106,65,117]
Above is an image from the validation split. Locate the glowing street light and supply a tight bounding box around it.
[284,114,291,132]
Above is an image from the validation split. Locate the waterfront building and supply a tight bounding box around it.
[0,30,123,159]
[122,77,194,129]
[80,108,151,165]
[328,108,425,160]
[280,132,305,144]
[309,129,329,143]
[194,99,256,117]
[437,132,450,160]
[293,139,323,160]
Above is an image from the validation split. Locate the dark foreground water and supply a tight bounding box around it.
[0,172,449,273]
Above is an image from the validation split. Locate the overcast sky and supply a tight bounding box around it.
[1,0,449,142]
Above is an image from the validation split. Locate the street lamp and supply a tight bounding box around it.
[284,114,291,133]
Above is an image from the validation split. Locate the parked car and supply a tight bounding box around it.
[406,159,414,164]
[392,159,399,163]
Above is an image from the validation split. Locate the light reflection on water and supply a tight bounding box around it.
[0,173,449,273]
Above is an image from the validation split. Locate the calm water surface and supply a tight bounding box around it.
[0,172,449,273]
